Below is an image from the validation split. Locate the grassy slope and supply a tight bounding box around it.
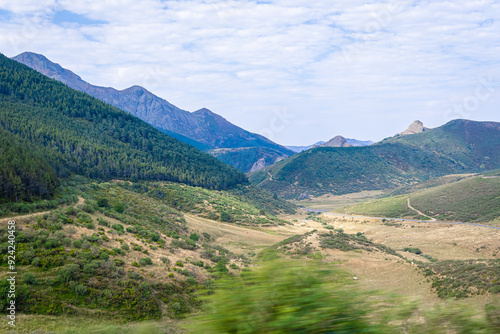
[342,173,500,223]
[0,178,296,321]
[410,176,500,222]
[341,195,420,219]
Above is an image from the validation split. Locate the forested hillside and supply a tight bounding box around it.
[13,52,295,173]
[250,119,500,198]
[0,54,247,201]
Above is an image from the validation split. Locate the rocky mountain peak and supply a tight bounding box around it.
[399,120,428,136]
[319,135,352,148]
[193,107,215,115]
[13,52,83,83]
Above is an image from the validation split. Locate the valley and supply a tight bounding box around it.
[0,50,499,333]
[1,175,499,333]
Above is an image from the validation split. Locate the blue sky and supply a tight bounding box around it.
[0,0,499,145]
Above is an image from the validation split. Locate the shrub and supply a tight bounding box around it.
[128,272,142,280]
[171,238,197,250]
[58,264,80,283]
[139,257,153,266]
[404,247,422,255]
[22,272,38,285]
[114,203,125,213]
[189,233,200,241]
[81,240,92,249]
[220,212,231,222]
[98,218,110,227]
[73,284,88,295]
[114,259,125,266]
[76,212,92,224]
[121,243,130,251]
[126,226,137,233]
[44,238,61,249]
[65,207,77,216]
[97,198,109,208]
[62,237,72,247]
[214,261,228,274]
[112,247,124,255]
[192,260,204,267]
[83,261,99,274]
[112,223,125,233]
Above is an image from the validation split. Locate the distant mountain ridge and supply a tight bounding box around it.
[286,137,373,153]
[12,52,294,172]
[346,138,374,146]
[250,119,500,199]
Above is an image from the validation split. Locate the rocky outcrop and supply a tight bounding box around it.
[399,120,429,136]
[319,136,352,148]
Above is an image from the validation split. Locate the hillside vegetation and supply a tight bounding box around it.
[0,177,295,321]
[342,173,500,223]
[0,54,247,202]
[250,120,500,199]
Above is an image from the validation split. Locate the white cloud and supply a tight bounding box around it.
[0,0,499,145]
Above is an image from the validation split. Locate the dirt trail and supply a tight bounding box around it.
[0,196,85,224]
[184,214,285,251]
[407,197,436,221]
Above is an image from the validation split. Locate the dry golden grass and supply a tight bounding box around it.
[279,211,499,308]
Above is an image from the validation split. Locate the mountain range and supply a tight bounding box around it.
[250,119,500,199]
[12,52,294,172]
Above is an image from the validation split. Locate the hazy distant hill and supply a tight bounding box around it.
[0,53,247,201]
[12,52,294,172]
[286,137,373,153]
[346,138,374,146]
[250,119,500,199]
[286,142,325,153]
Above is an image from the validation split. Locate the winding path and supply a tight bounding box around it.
[0,196,85,224]
[407,197,436,221]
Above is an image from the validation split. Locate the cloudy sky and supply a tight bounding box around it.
[1,0,499,145]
